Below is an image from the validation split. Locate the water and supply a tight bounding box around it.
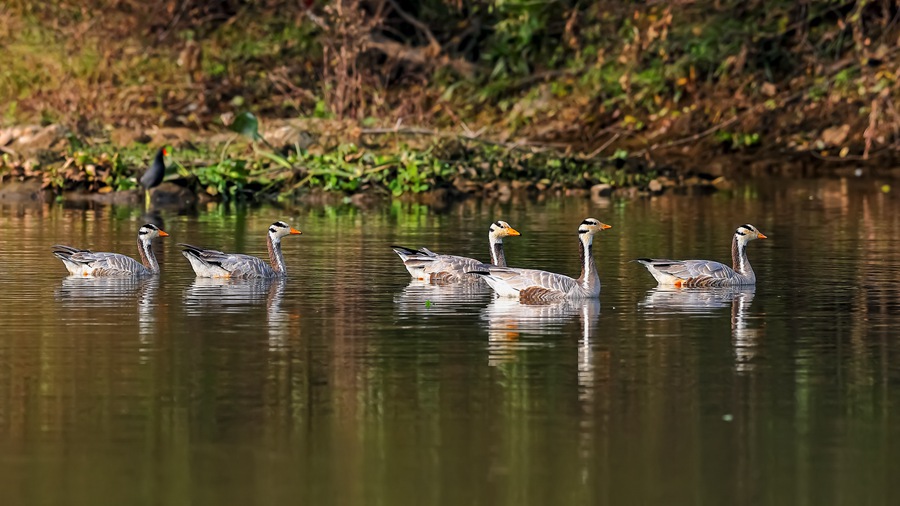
[1,178,899,505]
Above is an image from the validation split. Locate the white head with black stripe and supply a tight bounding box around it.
[578,218,612,240]
[268,221,302,243]
[138,223,169,240]
[488,220,521,240]
[734,224,766,244]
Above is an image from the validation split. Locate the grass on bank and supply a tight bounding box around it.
[0,131,656,202]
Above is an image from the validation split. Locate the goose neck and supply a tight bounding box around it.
[731,235,753,277]
[489,235,506,267]
[268,235,287,275]
[577,234,599,291]
[137,237,159,273]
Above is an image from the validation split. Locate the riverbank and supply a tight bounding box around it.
[4,118,897,210]
[3,1,900,208]
[0,119,688,207]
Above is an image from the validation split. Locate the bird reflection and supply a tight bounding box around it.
[56,276,159,308]
[393,279,491,319]
[182,277,289,348]
[639,286,760,371]
[481,298,600,367]
[55,277,160,352]
[265,278,289,349]
[729,289,760,372]
[638,285,755,312]
[482,297,603,487]
[139,210,165,231]
[183,277,285,314]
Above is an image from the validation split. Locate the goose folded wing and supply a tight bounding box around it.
[216,254,271,277]
[485,267,576,293]
[648,259,733,281]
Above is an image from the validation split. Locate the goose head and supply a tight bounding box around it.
[489,220,521,240]
[138,223,169,240]
[578,218,612,239]
[268,221,302,242]
[734,224,766,244]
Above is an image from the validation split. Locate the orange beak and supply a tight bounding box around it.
[159,230,169,237]
[507,227,521,237]
[757,232,767,239]
[600,223,612,230]
[290,227,302,235]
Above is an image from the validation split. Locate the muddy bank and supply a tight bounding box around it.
[1,121,896,210]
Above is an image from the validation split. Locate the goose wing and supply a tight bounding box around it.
[392,246,481,282]
[215,254,273,278]
[637,258,735,285]
[179,243,272,278]
[391,246,438,269]
[420,253,482,282]
[476,266,578,300]
[53,245,146,276]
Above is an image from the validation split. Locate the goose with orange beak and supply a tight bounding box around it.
[179,221,302,278]
[469,218,612,302]
[52,223,169,277]
[392,220,521,283]
[636,224,767,287]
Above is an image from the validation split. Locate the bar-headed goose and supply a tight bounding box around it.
[52,223,169,277]
[392,220,520,283]
[179,221,301,278]
[470,218,611,301]
[636,223,766,287]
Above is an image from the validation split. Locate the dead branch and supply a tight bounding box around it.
[367,35,477,77]
[358,127,556,152]
[384,0,440,52]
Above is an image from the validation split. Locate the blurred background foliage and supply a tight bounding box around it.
[1,0,899,157]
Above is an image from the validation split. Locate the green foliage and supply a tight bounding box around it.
[484,0,551,79]
[715,131,761,150]
[193,159,252,200]
[3,0,899,194]
[19,145,145,193]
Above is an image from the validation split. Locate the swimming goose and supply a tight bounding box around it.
[470,218,611,301]
[636,224,766,287]
[52,223,169,277]
[179,221,301,278]
[392,220,521,283]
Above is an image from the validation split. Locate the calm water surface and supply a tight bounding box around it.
[1,179,900,506]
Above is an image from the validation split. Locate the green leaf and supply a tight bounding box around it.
[230,112,261,140]
[256,149,293,169]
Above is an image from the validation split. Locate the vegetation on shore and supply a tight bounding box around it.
[1,119,663,203]
[1,1,899,202]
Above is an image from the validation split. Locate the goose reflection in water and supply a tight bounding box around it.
[481,298,600,368]
[482,297,602,484]
[183,277,289,348]
[55,277,160,350]
[639,286,761,371]
[393,279,491,319]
